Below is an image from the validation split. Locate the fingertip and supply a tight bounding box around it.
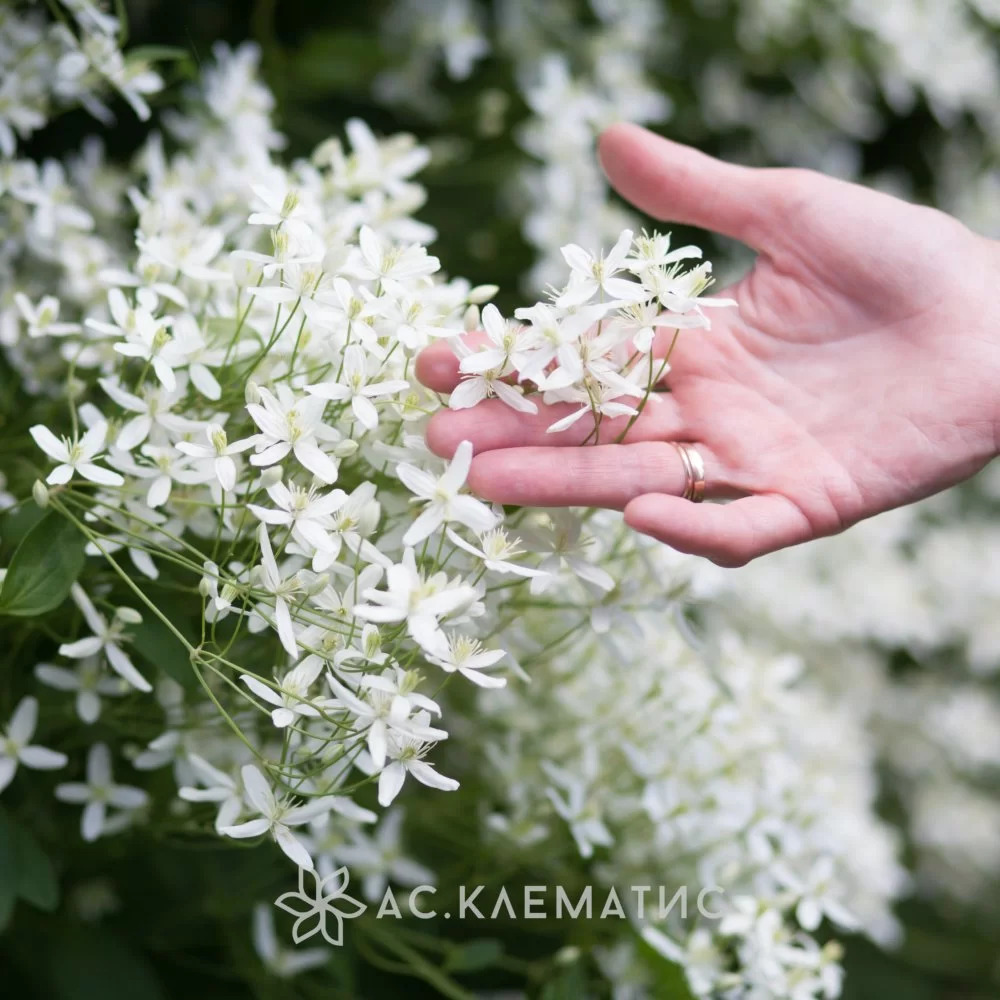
[414,341,460,392]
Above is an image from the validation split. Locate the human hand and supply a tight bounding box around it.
[416,123,1000,566]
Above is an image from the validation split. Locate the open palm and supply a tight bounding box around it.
[417,123,1000,565]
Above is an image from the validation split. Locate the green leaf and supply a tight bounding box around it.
[129,596,197,689]
[13,821,59,912]
[0,513,86,617]
[0,807,60,926]
[0,501,45,550]
[0,808,17,931]
[444,937,504,972]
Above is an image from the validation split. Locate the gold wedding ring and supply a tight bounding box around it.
[672,442,706,503]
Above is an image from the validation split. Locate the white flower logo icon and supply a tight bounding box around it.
[274,866,367,946]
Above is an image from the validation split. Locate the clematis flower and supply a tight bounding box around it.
[30,420,124,486]
[304,344,409,431]
[397,439,498,546]
[220,763,332,870]
[55,743,148,842]
[247,385,340,484]
[59,585,150,693]
[0,696,67,793]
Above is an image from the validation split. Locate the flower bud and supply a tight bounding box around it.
[32,479,50,508]
[463,304,480,332]
[363,626,383,661]
[115,607,143,625]
[245,380,261,405]
[468,284,499,305]
[333,438,358,458]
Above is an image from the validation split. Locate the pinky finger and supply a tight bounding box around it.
[623,493,817,567]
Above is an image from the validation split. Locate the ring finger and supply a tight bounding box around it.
[466,441,737,510]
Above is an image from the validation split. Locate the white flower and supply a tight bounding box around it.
[55,743,148,842]
[220,763,331,870]
[59,584,151,693]
[252,904,329,978]
[642,927,727,998]
[555,229,645,308]
[175,422,256,492]
[353,548,478,652]
[450,304,539,414]
[425,634,507,688]
[248,180,311,234]
[520,511,615,595]
[775,856,860,932]
[543,760,613,859]
[248,481,347,554]
[350,225,440,287]
[446,526,548,578]
[247,385,340,484]
[335,808,434,902]
[304,344,409,431]
[377,712,460,806]
[327,670,445,769]
[30,421,124,487]
[98,377,193,451]
[0,696,68,793]
[397,439,497,546]
[35,660,128,724]
[111,308,188,392]
[242,655,327,729]
[178,754,244,832]
[252,524,302,658]
[14,293,80,338]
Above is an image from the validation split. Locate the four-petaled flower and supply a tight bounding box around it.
[30,420,124,487]
[397,439,497,547]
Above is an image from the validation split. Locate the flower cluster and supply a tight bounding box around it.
[448,228,734,432]
[0,0,162,157]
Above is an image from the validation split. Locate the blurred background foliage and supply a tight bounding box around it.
[5,0,1000,998]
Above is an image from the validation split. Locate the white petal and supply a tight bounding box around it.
[30,425,69,461]
[407,760,459,792]
[293,441,338,484]
[274,824,315,870]
[79,463,125,487]
[8,696,38,743]
[59,636,104,659]
[19,745,68,770]
[377,762,407,807]
[240,764,275,816]
[106,643,152,693]
[221,818,271,839]
[351,394,379,431]
[402,505,445,548]
[82,801,106,841]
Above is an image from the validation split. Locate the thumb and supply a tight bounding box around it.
[598,122,775,247]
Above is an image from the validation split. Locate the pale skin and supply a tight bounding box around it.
[415,122,1000,567]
